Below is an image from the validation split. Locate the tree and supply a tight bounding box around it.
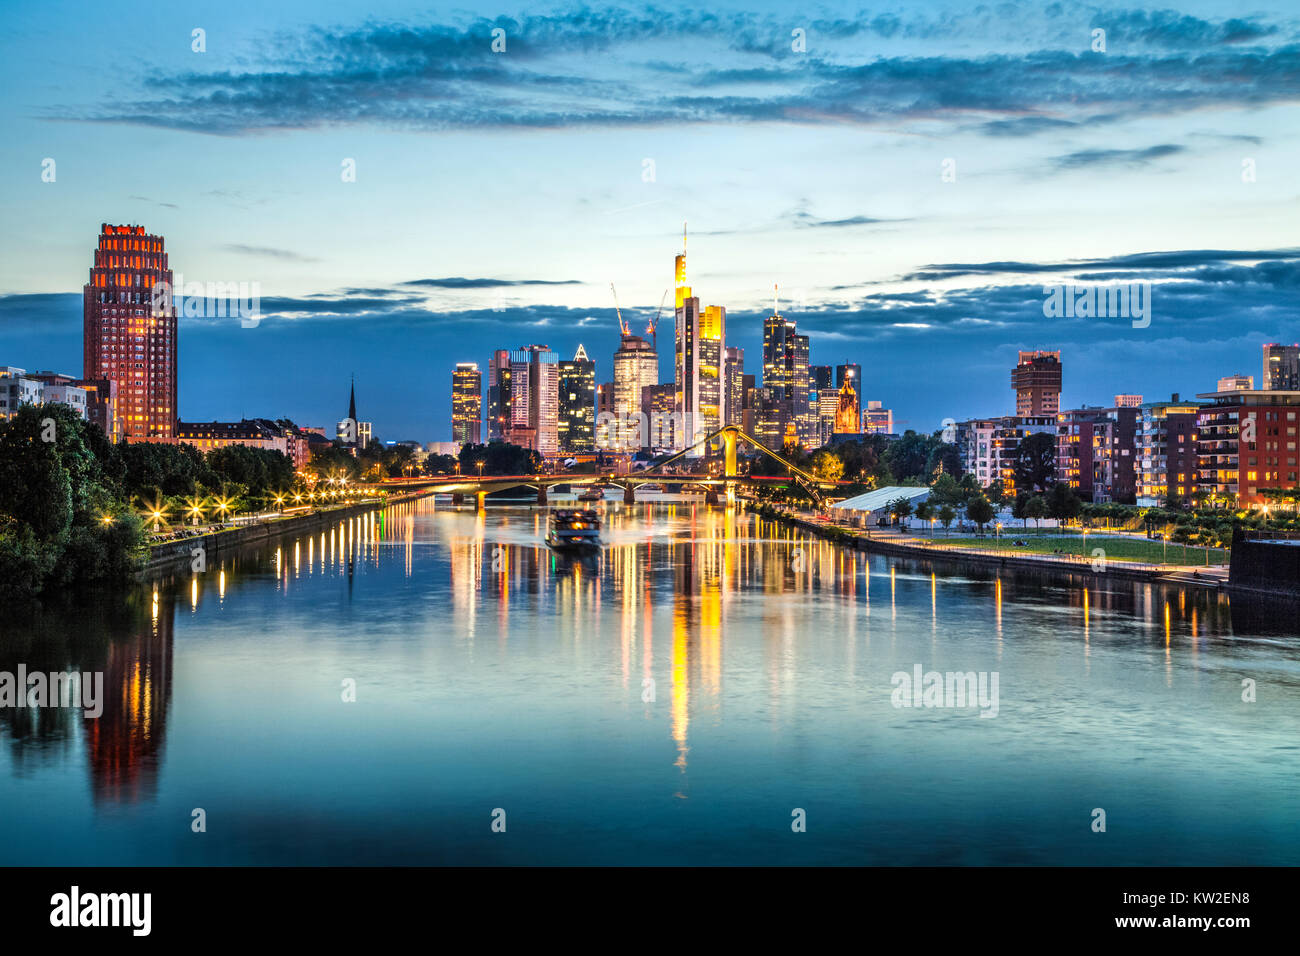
[1012,492,1031,531]
[938,504,956,536]
[1047,482,1082,526]
[914,500,935,534]
[929,472,961,507]
[1025,494,1048,533]
[890,496,914,529]
[0,404,146,598]
[966,495,995,534]
[1013,432,1056,494]
[810,449,845,483]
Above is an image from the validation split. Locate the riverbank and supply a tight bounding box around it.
[143,489,433,575]
[750,503,1227,588]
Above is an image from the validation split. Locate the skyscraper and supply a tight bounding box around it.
[1263,343,1300,390]
[759,306,810,450]
[613,333,658,449]
[83,224,177,442]
[724,346,745,427]
[487,350,512,442]
[673,229,724,452]
[1012,350,1062,416]
[507,345,559,456]
[451,362,482,447]
[558,344,595,453]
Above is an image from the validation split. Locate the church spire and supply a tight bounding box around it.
[348,375,357,421]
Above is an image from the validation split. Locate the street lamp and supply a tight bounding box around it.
[477,460,485,478]
[995,521,1002,550]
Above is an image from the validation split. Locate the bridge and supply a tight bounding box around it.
[373,426,840,506]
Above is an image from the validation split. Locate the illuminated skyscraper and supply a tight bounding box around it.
[487,350,512,442]
[558,344,595,453]
[672,227,725,453]
[82,224,177,441]
[724,346,745,427]
[507,345,559,455]
[759,302,809,450]
[451,362,482,447]
[613,334,658,449]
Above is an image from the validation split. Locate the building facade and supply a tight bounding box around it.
[613,334,657,449]
[83,224,178,442]
[1012,350,1062,417]
[558,345,595,453]
[451,362,483,447]
[1263,344,1300,390]
[1197,389,1300,506]
[1136,396,1201,506]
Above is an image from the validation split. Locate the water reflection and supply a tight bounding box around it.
[0,495,1295,864]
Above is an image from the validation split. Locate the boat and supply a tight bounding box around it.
[546,509,602,551]
[576,486,605,502]
[638,482,666,493]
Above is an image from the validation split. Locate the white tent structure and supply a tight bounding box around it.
[830,486,931,526]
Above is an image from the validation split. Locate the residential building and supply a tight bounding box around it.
[1136,395,1201,506]
[1218,374,1254,392]
[1056,405,1139,503]
[1012,350,1062,417]
[1196,388,1300,506]
[0,367,89,423]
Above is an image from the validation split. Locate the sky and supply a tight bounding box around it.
[0,0,1297,441]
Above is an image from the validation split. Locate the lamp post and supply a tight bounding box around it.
[996,521,1002,551]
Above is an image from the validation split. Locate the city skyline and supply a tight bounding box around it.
[1,1,1297,440]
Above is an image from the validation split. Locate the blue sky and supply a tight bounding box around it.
[0,0,1297,440]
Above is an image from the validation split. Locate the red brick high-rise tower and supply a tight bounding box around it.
[83,224,178,441]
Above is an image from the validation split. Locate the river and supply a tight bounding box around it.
[1,495,1297,865]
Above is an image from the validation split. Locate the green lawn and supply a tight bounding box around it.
[911,534,1227,566]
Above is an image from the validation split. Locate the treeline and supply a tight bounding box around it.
[0,405,296,600]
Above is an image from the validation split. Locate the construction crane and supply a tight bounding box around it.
[610,282,629,336]
[646,288,668,350]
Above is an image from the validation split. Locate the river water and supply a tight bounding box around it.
[1,495,1297,865]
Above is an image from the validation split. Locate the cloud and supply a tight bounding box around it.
[128,195,180,209]
[401,277,582,289]
[223,244,321,263]
[49,7,1300,136]
[1049,143,1186,170]
[900,248,1300,282]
